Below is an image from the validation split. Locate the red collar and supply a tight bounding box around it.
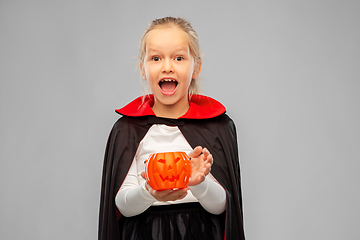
[116,94,226,119]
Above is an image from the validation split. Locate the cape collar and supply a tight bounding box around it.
[116,94,226,119]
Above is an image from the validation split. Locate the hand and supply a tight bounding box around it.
[187,146,213,186]
[140,171,189,202]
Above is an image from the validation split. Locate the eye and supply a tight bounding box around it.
[175,56,184,61]
[158,159,166,164]
[152,56,160,61]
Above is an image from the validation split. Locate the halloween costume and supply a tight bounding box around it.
[115,123,227,217]
[98,94,245,240]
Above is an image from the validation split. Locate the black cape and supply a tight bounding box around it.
[99,97,245,240]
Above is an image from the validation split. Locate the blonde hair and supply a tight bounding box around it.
[139,17,202,95]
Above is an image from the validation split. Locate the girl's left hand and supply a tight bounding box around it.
[187,146,213,186]
[140,171,189,201]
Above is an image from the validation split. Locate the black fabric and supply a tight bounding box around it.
[118,202,224,240]
[98,114,245,240]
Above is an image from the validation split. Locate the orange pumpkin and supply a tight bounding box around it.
[145,152,192,190]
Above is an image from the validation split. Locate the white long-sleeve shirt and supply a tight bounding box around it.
[115,124,226,217]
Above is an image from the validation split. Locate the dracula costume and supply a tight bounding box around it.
[98,94,245,240]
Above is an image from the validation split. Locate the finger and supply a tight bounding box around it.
[167,189,188,199]
[207,154,213,165]
[202,148,209,158]
[203,148,213,164]
[157,189,175,197]
[204,163,212,175]
[154,188,188,201]
[188,146,203,158]
[150,189,172,198]
[140,171,146,179]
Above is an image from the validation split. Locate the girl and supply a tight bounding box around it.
[99,17,245,240]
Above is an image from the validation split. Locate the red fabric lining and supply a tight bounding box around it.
[116,94,226,119]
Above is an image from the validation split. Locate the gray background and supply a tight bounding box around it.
[1,0,359,239]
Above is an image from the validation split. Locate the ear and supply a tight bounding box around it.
[192,59,202,79]
[140,62,146,80]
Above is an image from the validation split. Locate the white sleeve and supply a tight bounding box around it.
[190,175,226,215]
[115,158,156,217]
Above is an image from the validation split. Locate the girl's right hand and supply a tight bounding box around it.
[140,171,190,202]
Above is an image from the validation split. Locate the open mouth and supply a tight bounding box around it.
[159,174,180,182]
[159,79,178,94]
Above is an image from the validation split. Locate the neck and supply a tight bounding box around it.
[151,98,190,119]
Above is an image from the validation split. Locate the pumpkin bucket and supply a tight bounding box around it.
[145,151,191,190]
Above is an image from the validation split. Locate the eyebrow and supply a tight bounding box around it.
[146,47,189,53]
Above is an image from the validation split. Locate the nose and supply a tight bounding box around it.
[161,59,173,73]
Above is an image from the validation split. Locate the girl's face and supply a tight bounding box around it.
[140,27,201,118]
